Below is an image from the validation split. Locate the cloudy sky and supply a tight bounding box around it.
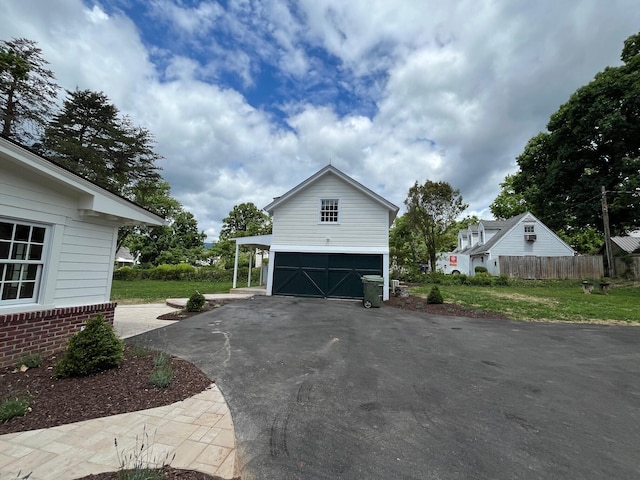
[2,1,638,240]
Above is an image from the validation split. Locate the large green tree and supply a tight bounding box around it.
[218,202,272,240]
[215,203,272,267]
[0,38,60,142]
[123,181,207,266]
[404,180,468,272]
[489,175,528,220]
[509,32,640,239]
[41,88,163,197]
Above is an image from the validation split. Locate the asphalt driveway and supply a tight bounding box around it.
[130,296,640,480]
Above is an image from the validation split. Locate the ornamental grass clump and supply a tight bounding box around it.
[0,395,31,423]
[54,315,124,378]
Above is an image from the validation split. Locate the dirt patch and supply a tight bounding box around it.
[384,294,511,319]
[483,291,560,305]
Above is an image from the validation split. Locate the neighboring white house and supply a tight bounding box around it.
[0,136,165,368]
[115,246,137,267]
[453,212,576,276]
[234,165,399,300]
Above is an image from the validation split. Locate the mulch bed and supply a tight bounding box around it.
[384,294,511,319]
[0,346,212,435]
[76,466,236,480]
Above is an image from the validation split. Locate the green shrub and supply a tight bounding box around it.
[113,266,140,281]
[451,273,468,285]
[494,274,510,286]
[469,274,493,286]
[474,266,488,274]
[427,285,444,304]
[0,395,31,423]
[54,315,125,378]
[185,291,206,312]
[150,366,173,388]
[15,352,43,369]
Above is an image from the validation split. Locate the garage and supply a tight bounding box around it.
[272,252,382,298]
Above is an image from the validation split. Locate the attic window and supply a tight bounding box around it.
[0,220,47,305]
[524,225,535,233]
[320,199,339,223]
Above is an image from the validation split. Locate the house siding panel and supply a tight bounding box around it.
[272,175,389,248]
[1,161,118,312]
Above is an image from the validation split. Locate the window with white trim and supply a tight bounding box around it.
[320,199,339,223]
[524,225,535,233]
[0,220,47,304]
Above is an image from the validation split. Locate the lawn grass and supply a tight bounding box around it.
[411,280,640,323]
[110,280,233,304]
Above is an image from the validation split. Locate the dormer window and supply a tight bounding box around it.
[320,199,339,223]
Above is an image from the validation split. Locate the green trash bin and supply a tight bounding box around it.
[362,275,384,308]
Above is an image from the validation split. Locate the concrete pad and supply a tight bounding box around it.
[114,303,178,338]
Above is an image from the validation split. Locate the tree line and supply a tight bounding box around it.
[4,32,638,273]
[0,37,233,266]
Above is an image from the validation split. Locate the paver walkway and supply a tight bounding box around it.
[0,302,241,479]
[0,385,236,479]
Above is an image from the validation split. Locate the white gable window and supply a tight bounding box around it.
[0,220,47,305]
[524,225,535,233]
[319,199,340,223]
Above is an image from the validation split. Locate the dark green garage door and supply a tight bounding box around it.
[273,253,383,298]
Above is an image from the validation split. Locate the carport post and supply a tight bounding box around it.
[248,250,253,287]
[232,241,239,289]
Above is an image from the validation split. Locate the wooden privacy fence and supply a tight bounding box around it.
[614,256,640,280]
[498,256,604,279]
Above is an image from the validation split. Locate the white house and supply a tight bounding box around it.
[233,165,398,300]
[0,136,165,368]
[461,212,576,275]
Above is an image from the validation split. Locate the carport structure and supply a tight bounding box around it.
[231,234,272,289]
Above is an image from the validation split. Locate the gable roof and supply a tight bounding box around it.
[1,135,166,226]
[467,212,556,256]
[263,164,399,224]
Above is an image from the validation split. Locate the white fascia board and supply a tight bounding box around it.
[269,244,389,254]
[1,138,166,227]
[231,234,273,246]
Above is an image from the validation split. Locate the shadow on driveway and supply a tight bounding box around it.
[129,296,640,480]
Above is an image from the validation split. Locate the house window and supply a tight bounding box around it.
[524,225,535,233]
[320,199,339,223]
[0,220,47,304]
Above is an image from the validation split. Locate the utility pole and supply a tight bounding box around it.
[601,186,615,278]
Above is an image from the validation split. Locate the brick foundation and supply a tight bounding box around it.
[0,302,117,368]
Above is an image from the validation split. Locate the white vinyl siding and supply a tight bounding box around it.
[0,161,118,312]
[271,175,389,248]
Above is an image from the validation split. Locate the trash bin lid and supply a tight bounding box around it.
[362,275,384,283]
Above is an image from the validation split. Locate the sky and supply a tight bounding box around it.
[2,1,639,241]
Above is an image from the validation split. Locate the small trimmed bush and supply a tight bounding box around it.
[427,285,444,304]
[474,266,488,274]
[54,315,124,378]
[185,291,206,312]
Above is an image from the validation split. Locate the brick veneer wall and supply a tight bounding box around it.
[0,302,117,368]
